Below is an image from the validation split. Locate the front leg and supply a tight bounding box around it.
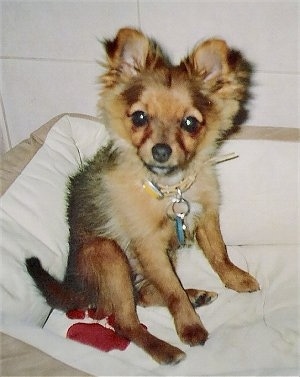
[134,238,208,346]
[196,210,259,292]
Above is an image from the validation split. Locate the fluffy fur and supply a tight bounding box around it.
[26,28,259,364]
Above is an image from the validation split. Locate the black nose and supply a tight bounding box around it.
[152,143,172,163]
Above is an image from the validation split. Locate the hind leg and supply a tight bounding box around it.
[138,282,217,308]
[185,289,218,307]
[77,237,185,364]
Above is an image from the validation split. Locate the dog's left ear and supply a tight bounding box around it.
[185,39,250,100]
[190,39,229,81]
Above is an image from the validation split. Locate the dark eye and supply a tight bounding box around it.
[131,111,148,127]
[180,116,200,133]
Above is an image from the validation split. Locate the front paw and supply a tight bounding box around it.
[178,322,208,346]
[223,266,260,292]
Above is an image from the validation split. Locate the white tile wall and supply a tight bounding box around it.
[139,0,299,128]
[1,0,299,153]
[2,1,140,61]
[1,59,100,147]
[139,0,298,73]
[0,0,140,153]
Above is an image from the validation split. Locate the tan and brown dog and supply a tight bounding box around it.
[26,28,259,364]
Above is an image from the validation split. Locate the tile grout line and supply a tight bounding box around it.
[0,56,96,64]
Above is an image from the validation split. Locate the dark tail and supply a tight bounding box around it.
[26,257,89,311]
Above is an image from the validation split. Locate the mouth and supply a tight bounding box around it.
[144,163,178,176]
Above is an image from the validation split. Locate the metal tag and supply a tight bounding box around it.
[175,215,186,246]
[142,180,164,199]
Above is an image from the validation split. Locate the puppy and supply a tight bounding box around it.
[26,28,259,365]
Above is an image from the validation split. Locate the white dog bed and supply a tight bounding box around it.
[1,114,299,375]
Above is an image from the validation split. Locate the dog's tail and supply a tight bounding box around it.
[26,257,89,311]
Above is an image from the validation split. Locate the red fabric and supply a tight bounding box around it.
[66,322,130,352]
[66,309,147,352]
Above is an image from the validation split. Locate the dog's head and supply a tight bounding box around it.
[99,28,251,177]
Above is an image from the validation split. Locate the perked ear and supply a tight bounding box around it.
[103,28,150,80]
[191,39,229,81]
[185,39,251,100]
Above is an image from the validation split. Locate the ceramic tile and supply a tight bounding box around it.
[138,1,298,73]
[1,59,101,146]
[247,72,299,128]
[2,1,139,61]
[1,0,298,150]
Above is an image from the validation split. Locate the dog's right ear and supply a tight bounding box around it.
[103,28,151,83]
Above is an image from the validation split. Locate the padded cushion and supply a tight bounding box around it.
[0,114,298,324]
[218,138,298,245]
[0,114,298,375]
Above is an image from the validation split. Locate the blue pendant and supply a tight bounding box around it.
[175,215,185,246]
